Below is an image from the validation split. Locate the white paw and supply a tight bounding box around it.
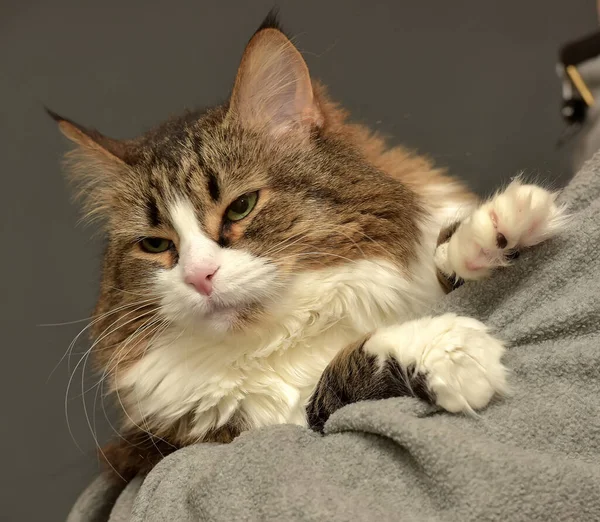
[436,180,568,280]
[364,314,508,413]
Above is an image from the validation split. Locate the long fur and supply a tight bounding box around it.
[50,13,564,481]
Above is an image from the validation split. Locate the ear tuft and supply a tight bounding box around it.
[254,7,284,35]
[45,106,66,123]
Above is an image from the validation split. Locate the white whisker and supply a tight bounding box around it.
[47,298,159,383]
[64,305,158,456]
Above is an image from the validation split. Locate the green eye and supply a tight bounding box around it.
[140,237,172,253]
[226,191,258,222]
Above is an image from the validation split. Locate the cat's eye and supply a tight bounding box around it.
[225,191,258,222]
[140,237,173,254]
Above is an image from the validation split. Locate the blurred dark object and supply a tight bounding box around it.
[556,31,600,146]
[556,5,600,169]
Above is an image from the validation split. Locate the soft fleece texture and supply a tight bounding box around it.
[68,157,600,522]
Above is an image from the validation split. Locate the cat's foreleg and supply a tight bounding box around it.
[435,180,568,281]
[307,314,507,431]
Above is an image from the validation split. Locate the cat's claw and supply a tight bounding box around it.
[435,180,568,280]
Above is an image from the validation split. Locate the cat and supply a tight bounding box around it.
[49,12,566,481]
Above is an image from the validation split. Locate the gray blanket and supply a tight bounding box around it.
[68,158,600,522]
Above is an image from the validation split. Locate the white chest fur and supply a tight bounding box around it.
[119,250,445,440]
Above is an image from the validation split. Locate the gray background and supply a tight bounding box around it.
[1,1,596,520]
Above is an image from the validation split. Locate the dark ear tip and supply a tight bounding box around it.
[255,7,284,36]
[45,107,89,135]
[45,106,66,123]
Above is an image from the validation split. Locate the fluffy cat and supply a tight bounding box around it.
[50,13,566,481]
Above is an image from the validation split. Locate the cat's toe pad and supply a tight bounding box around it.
[438,180,567,280]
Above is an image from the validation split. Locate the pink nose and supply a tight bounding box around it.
[184,265,219,296]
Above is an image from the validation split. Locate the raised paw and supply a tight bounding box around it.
[435,180,568,280]
[364,314,508,413]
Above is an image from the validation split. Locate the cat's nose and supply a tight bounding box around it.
[184,264,219,296]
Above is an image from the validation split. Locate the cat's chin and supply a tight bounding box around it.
[164,292,272,334]
[201,306,241,333]
[183,302,257,334]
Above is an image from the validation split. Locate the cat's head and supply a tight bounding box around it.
[51,14,421,346]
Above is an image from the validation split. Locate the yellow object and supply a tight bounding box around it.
[566,65,595,107]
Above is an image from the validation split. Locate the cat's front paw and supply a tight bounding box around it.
[365,314,508,413]
[435,180,568,280]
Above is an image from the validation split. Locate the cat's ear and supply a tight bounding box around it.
[47,109,135,223]
[46,108,132,164]
[228,17,323,137]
